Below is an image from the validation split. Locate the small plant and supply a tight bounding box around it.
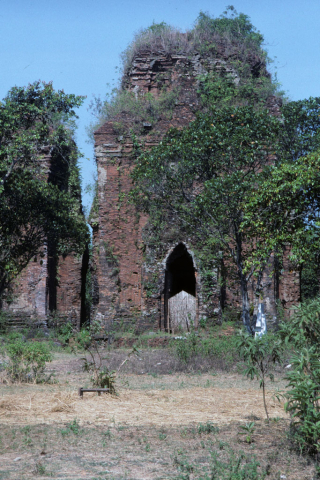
[61,418,81,437]
[209,448,266,479]
[71,318,118,393]
[237,331,283,421]
[0,311,10,333]
[199,317,207,329]
[33,461,48,476]
[238,422,255,443]
[92,366,117,394]
[56,321,74,344]
[173,445,266,479]
[197,421,219,435]
[173,328,198,363]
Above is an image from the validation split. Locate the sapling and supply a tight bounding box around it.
[237,331,283,421]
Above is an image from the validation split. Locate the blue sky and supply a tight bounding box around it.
[1,0,319,211]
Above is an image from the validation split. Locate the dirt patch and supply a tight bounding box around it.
[0,349,317,479]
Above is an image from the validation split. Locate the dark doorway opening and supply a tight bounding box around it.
[163,243,196,332]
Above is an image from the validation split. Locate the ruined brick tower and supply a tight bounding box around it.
[2,146,89,329]
[91,43,300,333]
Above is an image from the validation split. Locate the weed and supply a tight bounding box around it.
[21,426,31,434]
[238,422,255,444]
[270,417,281,424]
[173,452,194,475]
[159,432,167,440]
[180,428,188,438]
[197,422,219,435]
[104,428,112,438]
[204,379,213,388]
[199,317,207,329]
[23,435,32,447]
[33,461,48,476]
[218,440,229,450]
[92,366,117,393]
[208,448,267,479]
[172,329,239,369]
[60,419,81,437]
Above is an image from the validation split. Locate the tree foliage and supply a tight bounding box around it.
[243,98,320,272]
[279,299,320,454]
[243,148,320,268]
[131,106,280,330]
[0,82,89,296]
[280,97,320,162]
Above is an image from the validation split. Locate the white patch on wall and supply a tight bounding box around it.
[97,164,107,199]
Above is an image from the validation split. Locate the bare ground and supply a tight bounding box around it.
[0,349,317,479]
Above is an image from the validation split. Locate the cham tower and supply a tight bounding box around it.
[90,31,300,334]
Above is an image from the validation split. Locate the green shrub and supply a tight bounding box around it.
[2,333,52,383]
[198,334,238,364]
[173,330,198,363]
[279,297,320,352]
[208,449,266,479]
[279,297,320,454]
[300,256,320,301]
[60,419,81,437]
[0,311,9,333]
[197,421,219,435]
[57,322,74,344]
[88,87,179,139]
[92,366,117,394]
[284,348,320,455]
[121,8,266,75]
[172,329,238,368]
[174,446,266,479]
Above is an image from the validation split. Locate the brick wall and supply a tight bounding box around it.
[3,147,87,328]
[91,48,299,332]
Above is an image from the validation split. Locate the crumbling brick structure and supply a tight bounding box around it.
[91,46,301,333]
[2,146,89,329]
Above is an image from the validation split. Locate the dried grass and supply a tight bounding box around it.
[0,386,287,426]
[50,392,76,413]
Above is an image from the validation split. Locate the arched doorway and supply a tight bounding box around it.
[163,243,196,333]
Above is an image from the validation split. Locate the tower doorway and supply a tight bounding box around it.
[164,243,196,332]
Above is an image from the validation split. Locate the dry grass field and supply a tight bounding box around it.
[0,348,317,479]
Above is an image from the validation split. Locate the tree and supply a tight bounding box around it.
[0,81,83,191]
[0,82,89,297]
[279,97,320,162]
[243,148,320,270]
[242,98,320,279]
[131,106,280,331]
